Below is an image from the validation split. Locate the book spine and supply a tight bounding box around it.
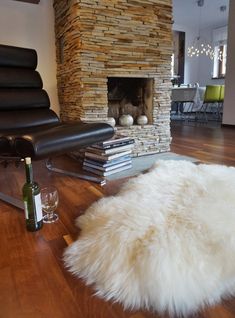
[97,136,132,147]
[93,139,135,150]
[84,156,131,167]
[87,144,134,155]
[85,150,132,161]
[83,163,132,176]
[83,160,132,172]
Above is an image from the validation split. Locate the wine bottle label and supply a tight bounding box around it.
[24,201,29,219]
[34,193,43,221]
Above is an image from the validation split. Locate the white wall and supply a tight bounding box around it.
[0,0,59,115]
[197,28,214,86]
[223,0,235,125]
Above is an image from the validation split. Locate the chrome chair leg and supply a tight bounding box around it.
[186,102,196,121]
[196,102,208,122]
[0,192,24,209]
[46,158,106,186]
[0,156,24,210]
[215,102,223,121]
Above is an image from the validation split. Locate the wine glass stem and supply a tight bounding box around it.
[47,212,54,220]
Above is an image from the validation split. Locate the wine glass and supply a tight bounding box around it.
[41,186,59,223]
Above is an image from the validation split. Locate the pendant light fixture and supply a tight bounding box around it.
[187,0,214,59]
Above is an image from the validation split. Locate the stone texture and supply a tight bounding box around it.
[53,0,173,156]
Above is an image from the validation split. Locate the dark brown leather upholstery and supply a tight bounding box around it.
[0,44,114,160]
[0,68,42,88]
[14,122,114,159]
[0,44,37,68]
[0,109,59,130]
[0,89,50,110]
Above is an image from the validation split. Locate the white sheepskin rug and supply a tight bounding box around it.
[64,160,235,317]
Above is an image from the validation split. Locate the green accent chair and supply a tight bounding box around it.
[197,85,221,121]
[219,85,225,102]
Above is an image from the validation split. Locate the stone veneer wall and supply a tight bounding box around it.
[53,0,173,156]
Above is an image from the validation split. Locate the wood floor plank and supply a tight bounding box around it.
[0,122,235,317]
[63,234,74,246]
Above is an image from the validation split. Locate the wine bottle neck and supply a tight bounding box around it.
[25,163,33,183]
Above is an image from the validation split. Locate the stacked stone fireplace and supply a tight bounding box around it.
[53,0,173,156]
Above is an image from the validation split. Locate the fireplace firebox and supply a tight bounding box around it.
[108,77,153,125]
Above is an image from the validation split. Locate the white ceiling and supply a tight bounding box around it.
[173,0,230,30]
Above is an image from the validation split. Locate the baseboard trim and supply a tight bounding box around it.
[221,124,235,128]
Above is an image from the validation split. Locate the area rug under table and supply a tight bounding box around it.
[64,160,235,317]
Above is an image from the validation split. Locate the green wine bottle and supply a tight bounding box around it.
[22,157,43,232]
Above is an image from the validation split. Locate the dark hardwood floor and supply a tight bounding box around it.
[0,122,235,318]
[171,122,235,166]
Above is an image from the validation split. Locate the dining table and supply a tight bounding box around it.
[171,86,206,114]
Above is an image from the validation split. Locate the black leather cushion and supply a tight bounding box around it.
[0,109,59,130]
[0,67,42,88]
[0,44,115,161]
[0,123,60,156]
[0,44,37,69]
[14,123,114,159]
[0,89,50,110]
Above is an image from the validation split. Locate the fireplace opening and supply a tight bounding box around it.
[107,77,154,125]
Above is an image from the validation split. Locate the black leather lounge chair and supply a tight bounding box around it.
[0,44,114,209]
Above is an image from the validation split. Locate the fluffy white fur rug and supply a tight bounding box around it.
[64,160,235,316]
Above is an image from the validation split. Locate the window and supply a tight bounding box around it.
[212,44,227,78]
[212,26,227,79]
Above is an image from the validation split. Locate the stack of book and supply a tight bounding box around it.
[83,135,135,176]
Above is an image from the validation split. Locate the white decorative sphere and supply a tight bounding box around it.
[119,114,134,127]
[137,115,148,126]
[107,117,116,127]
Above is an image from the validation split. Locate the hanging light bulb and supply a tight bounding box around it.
[188,36,214,59]
[187,0,214,59]
[215,45,226,62]
[218,49,223,61]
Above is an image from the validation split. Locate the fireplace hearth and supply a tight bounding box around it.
[108,77,153,125]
